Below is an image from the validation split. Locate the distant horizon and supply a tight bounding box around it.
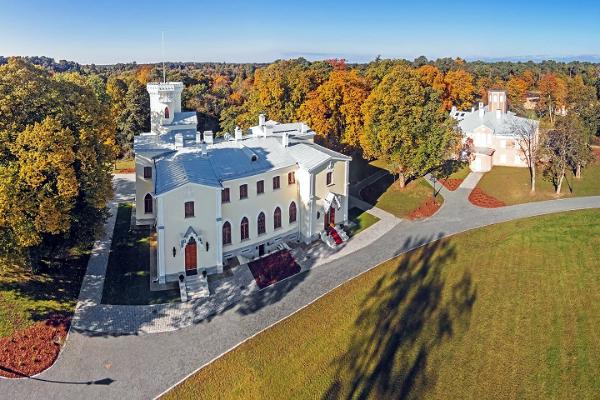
[4,53,600,66]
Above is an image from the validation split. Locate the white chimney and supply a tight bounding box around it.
[478,102,485,119]
[203,130,214,144]
[495,109,502,120]
[282,132,289,147]
[263,125,271,138]
[174,133,184,148]
[451,106,457,114]
[234,126,243,141]
[201,142,207,156]
[196,131,202,144]
[259,114,266,127]
[300,123,307,134]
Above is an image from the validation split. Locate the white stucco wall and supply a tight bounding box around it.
[158,183,220,278]
[135,156,155,222]
[221,165,300,255]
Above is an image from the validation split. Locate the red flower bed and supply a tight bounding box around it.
[438,178,463,191]
[468,188,506,208]
[0,314,70,379]
[408,198,442,220]
[248,250,301,289]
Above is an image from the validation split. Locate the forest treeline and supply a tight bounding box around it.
[0,55,599,268]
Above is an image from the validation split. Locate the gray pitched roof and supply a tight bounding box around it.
[458,110,538,137]
[153,136,351,195]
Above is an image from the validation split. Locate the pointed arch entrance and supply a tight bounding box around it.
[184,237,198,275]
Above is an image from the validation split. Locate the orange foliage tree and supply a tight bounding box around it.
[298,70,371,150]
[442,70,475,110]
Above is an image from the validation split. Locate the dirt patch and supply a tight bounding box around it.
[114,168,135,174]
[439,178,463,191]
[0,314,69,378]
[408,198,442,220]
[469,188,506,208]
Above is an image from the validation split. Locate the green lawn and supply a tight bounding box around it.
[101,203,179,305]
[164,210,600,400]
[113,158,135,173]
[346,207,380,237]
[361,175,443,218]
[0,248,89,338]
[477,162,600,205]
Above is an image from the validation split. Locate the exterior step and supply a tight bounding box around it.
[185,275,210,300]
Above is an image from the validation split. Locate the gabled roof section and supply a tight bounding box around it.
[458,110,538,137]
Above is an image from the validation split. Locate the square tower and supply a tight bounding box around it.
[147,82,184,132]
[487,89,507,114]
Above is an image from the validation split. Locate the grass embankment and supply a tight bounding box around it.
[101,203,179,305]
[361,175,443,218]
[476,156,600,205]
[347,207,380,237]
[165,210,600,400]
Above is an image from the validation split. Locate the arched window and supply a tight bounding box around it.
[222,222,231,245]
[164,107,170,119]
[144,193,153,214]
[274,207,282,229]
[257,212,266,235]
[289,202,297,223]
[240,217,249,241]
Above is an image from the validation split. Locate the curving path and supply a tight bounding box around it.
[2,173,600,400]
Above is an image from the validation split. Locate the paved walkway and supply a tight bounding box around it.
[71,176,401,335]
[3,172,600,399]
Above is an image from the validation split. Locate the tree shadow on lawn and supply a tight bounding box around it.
[0,252,90,327]
[323,237,477,400]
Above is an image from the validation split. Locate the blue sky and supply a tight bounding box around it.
[1,0,599,64]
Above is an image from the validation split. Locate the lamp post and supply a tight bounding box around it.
[429,173,437,201]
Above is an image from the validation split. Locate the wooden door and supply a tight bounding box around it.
[185,238,197,273]
[329,206,336,226]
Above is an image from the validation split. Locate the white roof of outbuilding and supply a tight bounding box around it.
[457,109,538,137]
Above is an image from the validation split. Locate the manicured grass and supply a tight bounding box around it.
[164,210,600,400]
[347,207,380,237]
[361,175,443,218]
[0,248,89,338]
[477,162,600,205]
[113,158,135,173]
[101,203,179,305]
[447,163,471,180]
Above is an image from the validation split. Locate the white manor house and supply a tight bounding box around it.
[451,89,539,172]
[134,82,351,284]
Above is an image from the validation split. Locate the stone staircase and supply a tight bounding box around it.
[182,274,210,301]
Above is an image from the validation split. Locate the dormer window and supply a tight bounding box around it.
[164,107,170,119]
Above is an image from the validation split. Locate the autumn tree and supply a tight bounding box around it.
[0,58,116,269]
[509,118,540,192]
[297,70,371,150]
[541,114,582,194]
[416,65,445,92]
[538,73,567,124]
[240,59,326,126]
[361,65,459,187]
[442,69,475,110]
[506,75,530,108]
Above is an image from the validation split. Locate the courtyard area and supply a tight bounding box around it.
[165,210,600,399]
